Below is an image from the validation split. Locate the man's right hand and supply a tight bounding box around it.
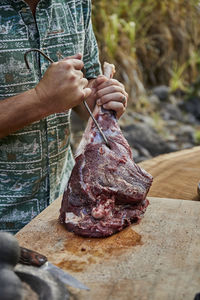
[0,54,91,138]
[34,53,91,116]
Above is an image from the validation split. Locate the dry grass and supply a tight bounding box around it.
[92,0,200,101]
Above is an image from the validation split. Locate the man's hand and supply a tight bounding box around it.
[75,75,128,120]
[94,75,128,119]
[34,54,91,116]
[0,54,92,138]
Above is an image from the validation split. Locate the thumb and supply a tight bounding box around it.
[63,53,82,61]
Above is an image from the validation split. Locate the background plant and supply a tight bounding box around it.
[92,0,200,103]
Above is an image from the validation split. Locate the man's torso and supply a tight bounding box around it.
[0,0,101,233]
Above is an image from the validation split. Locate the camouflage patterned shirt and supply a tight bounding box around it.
[0,0,101,233]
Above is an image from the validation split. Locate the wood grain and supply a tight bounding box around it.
[139,146,200,200]
[16,196,200,300]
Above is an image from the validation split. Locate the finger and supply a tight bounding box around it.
[96,85,127,101]
[78,78,89,95]
[80,77,89,88]
[102,101,125,119]
[63,59,84,71]
[73,69,84,79]
[62,53,82,60]
[96,78,124,89]
[93,75,107,87]
[83,87,92,99]
[97,92,128,107]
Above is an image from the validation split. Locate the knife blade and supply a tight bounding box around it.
[41,261,89,290]
[19,247,89,290]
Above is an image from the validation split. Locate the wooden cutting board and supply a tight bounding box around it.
[16,196,200,300]
[139,146,200,200]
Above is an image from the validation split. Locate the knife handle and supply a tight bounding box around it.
[19,247,47,267]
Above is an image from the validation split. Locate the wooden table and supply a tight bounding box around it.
[16,196,200,300]
[139,146,200,201]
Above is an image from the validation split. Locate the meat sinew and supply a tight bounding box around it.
[59,63,153,238]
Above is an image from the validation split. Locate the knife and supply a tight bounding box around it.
[19,247,89,290]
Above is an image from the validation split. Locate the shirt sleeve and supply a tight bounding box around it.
[82,0,102,79]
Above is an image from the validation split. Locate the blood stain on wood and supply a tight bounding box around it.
[57,259,87,272]
[56,227,142,272]
[67,227,141,256]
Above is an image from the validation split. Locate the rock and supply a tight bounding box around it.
[148,94,161,107]
[181,142,195,149]
[180,97,200,121]
[165,120,179,128]
[165,142,179,152]
[183,112,199,125]
[152,85,170,101]
[122,122,174,160]
[172,88,186,99]
[160,103,184,121]
[176,125,196,144]
[133,144,152,163]
[120,111,155,127]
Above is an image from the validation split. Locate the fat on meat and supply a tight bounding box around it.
[59,63,153,237]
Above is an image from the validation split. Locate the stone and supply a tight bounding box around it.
[160,103,184,121]
[180,97,200,120]
[152,85,170,101]
[122,122,174,158]
[176,125,196,144]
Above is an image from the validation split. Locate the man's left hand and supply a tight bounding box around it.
[94,75,128,119]
[75,75,128,120]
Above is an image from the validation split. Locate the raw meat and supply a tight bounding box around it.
[59,63,153,237]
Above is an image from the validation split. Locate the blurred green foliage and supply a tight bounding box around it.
[195,130,200,143]
[92,0,200,97]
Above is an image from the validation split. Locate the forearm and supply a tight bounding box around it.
[0,89,45,138]
[0,56,92,139]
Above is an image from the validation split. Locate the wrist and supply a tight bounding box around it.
[32,86,51,118]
